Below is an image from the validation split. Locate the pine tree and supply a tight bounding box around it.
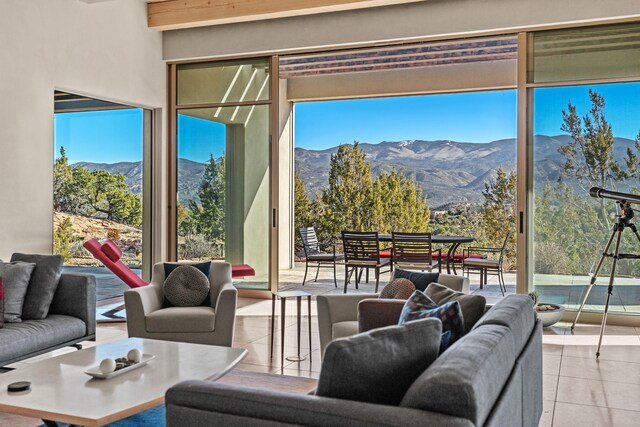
[188,154,226,243]
[53,147,73,212]
[294,173,315,248]
[319,143,374,239]
[372,169,430,233]
[481,168,517,268]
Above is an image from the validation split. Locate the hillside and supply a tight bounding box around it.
[74,135,637,210]
[296,135,636,208]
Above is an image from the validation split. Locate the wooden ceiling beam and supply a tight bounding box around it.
[147,0,425,31]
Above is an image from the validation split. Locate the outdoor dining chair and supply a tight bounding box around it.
[391,231,442,273]
[341,231,392,293]
[462,231,511,296]
[299,227,344,287]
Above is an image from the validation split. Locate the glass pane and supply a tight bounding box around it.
[177,58,271,105]
[532,82,640,314]
[291,91,517,297]
[177,105,270,290]
[53,102,145,303]
[531,23,640,83]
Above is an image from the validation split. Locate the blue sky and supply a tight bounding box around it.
[55,82,640,164]
[295,91,517,150]
[54,109,143,164]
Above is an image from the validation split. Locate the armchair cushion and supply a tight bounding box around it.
[425,283,486,333]
[317,318,442,406]
[392,269,439,292]
[163,266,210,307]
[11,253,64,320]
[146,306,216,333]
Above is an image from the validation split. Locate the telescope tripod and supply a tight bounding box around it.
[572,201,640,359]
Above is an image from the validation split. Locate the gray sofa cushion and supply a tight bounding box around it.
[425,282,486,333]
[473,294,536,352]
[0,260,36,322]
[401,323,517,426]
[317,317,442,406]
[0,276,4,328]
[11,253,64,320]
[0,314,86,362]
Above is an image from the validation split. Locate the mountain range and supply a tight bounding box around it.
[73,135,638,210]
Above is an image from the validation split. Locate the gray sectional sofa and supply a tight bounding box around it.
[0,273,96,367]
[165,294,542,426]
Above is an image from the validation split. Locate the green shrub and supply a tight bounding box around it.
[53,218,74,261]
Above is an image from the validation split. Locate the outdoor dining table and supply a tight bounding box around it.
[377,234,476,274]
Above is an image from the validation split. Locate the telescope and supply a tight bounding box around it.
[574,186,640,359]
[589,187,640,205]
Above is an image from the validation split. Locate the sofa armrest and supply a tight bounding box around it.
[358,299,405,333]
[166,380,473,427]
[317,293,378,354]
[213,283,237,347]
[124,285,163,338]
[49,273,96,337]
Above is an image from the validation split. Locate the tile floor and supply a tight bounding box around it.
[5,280,640,426]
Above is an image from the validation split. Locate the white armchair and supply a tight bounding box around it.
[125,261,237,347]
[317,274,469,355]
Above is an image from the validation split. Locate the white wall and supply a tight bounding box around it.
[0,0,165,260]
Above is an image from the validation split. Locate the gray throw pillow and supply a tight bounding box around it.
[0,260,37,323]
[163,265,210,307]
[0,276,4,328]
[425,282,486,333]
[316,317,442,405]
[11,253,64,320]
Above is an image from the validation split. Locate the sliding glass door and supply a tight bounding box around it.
[528,23,640,313]
[172,58,274,290]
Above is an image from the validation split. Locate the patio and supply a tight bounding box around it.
[278,262,515,305]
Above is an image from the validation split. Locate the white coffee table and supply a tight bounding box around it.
[0,338,247,426]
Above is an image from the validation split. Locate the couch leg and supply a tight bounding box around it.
[72,344,82,351]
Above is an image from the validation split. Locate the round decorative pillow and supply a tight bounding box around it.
[380,278,416,299]
[163,265,210,307]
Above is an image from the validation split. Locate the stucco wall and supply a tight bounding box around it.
[0,0,165,261]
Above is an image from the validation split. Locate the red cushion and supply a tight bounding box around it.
[101,240,122,263]
[232,264,255,278]
[432,253,484,260]
[83,238,147,288]
[378,251,393,258]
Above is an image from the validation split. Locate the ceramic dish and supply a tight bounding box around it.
[84,354,155,379]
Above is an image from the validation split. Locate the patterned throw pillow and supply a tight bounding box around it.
[163,266,210,307]
[380,278,416,299]
[163,262,212,307]
[399,289,465,353]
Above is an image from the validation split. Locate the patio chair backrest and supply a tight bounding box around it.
[391,231,433,265]
[299,227,321,255]
[341,231,380,263]
[498,231,511,265]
